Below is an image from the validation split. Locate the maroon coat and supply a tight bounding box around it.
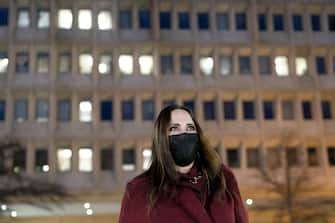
[119,165,248,223]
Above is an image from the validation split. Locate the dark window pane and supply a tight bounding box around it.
[286,148,299,167]
[101,100,113,121]
[216,13,229,30]
[139,10,151,29]
[0,8,9,26]
[243,101,255,120]
[292,14,303,31]
[203,101,216,120]
[307,147,319,167]
[162,100,175,108]
[180,55,193,74]
[16,52,29,73]
[328,147,335,166]
[57,99,71,121]
[122,99,134,121]
[15,99,28,121]
[0,100,5,121]
[13,149,26,172]
[258,14,267,31]
[183,100,195,115]
[101,148,114,171]
[311,14,321,31]
[282,100,294,120]
[160,11,171,29]
[119,10,132,29]
[328,15,335,31]
[142,99,155,121]
[316,57,326,75]
[273,14,284,31]
[263,101,275,120]
[302,101,313,120]
[235,13,247,30]
[247,148,261,168]
[239,56,251,74]
[160,54,174,75]
[258,56,271,75]
[35,149,48,172]
[198,12,209,30]
[223,101,236,120]
[178,12,190,29]
[123,148,136,165]
[266,147,282,169]
[36,99,48,121]
[321,100,332,119]
[227,148,240,168]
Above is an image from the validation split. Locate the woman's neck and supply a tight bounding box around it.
[176,161,194,174]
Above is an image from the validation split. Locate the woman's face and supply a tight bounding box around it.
[168,109,197,136]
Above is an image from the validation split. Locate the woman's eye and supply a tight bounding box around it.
[187,126,196,131]
[169,126,177,131]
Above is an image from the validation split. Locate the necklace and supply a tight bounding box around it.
[189,174,202,184]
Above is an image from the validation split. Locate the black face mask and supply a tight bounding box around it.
[169,133,199,167]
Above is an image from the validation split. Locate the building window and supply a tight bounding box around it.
[199,56,214,75]
[0,100,5,121]
[286,148,299,167]
[79,100,92,122]
[142,148,152,170]
[203,101,216,121]
[235,13,247,30]
[139,55,154,75]
[243,101,255,120]
[58,9,73,29]
[160,54,174,75]
[98,10,112,30]
[178,12,190,30]
[35,148,49,172]
[180,55,193,74]
[13,149,26,173]
[258,56,271,75]
[219,56,232,75]
[273,14,284,31]
[14,99,28,122]
[266,147,282,169]
[183,100,195,115]
[139,10,151,29]
[275,56,289,76]
[99,54,112,75]
[101,100,113,121]
[122,99,134,121]
[321,100,332,120]
[16,52,29,73]
[227,148,240,168]
[122,148,136,171]
[163,100,176,108]
[142,99,155,121]
[79,54,93,74]
[198,12,209,30]
[36,98,48,122]
[258,14,267,31]
[58,52,71,73]
[307,147,319,167]
[328,147,335,166]
[282,100,294,120]
[36,52,49,73]
[295,57,308,76]
[0,52,8,73]
[17,8,30,28]
[119,54,133,75]
[119,10,132,29]
[57,99,71,121]
[292,14,303,31]
[0,8,9,26]
[223,101,236,120]
[57,148,72,172]
[310,14,321,31]
[160,11,171,29]
[316,56,326,75]
[78,9,92,30]
[216,12,229,31]
[239,56,251,74]
[263,101,275,120]
[302,101,313,120]
[328,15,335,31]
[247,148,261,168]
[37,9,50,29]
[101,147,114,171]
[78,148,93,172]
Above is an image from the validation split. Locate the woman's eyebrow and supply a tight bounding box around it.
[169,123,180,126]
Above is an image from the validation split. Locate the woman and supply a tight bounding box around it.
[119,105,248,223]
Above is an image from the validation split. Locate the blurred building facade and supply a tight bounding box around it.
[0,0,335,222]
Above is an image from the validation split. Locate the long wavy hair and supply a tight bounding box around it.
[145,104,226,210]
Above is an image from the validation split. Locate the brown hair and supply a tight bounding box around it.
[145,104,226,210]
